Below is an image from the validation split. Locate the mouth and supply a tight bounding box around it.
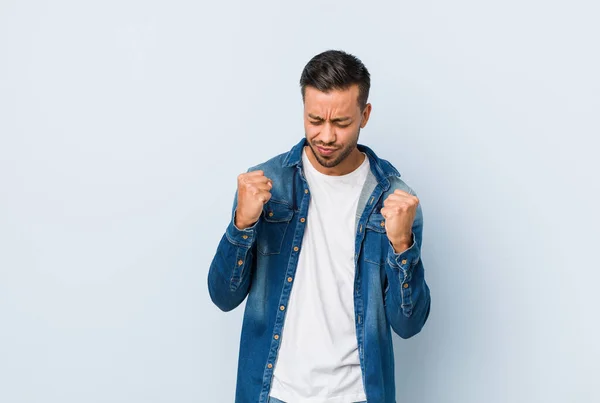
[315,146,337,156]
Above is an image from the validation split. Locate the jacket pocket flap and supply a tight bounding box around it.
[262,201,294,223]
[366,213,386,233]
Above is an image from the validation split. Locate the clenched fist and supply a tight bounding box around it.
[235,170,273,230]
[380,189,419,253]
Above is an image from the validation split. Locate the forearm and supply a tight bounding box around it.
[384,236,431,339]
[207,214,257,312]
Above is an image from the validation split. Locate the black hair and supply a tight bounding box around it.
[299,50,371,109]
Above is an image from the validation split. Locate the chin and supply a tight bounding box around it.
[317,160,339,168]
[316,154,343,168]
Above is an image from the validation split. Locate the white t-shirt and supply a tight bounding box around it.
[270,148,370,403]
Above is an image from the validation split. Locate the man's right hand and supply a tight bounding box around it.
[235,170,272,230]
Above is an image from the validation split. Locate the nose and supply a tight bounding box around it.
[319,122,336,145]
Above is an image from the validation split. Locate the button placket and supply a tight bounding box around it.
[261,183,310,395]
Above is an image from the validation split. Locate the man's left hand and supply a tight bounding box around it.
[380,190,419,253]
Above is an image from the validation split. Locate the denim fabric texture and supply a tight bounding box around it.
[208,138,431,403]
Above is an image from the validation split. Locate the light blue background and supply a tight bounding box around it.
[1,1,598,402]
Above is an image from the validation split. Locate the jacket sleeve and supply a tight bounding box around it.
[207,192,258,312]
[384,200,431,339]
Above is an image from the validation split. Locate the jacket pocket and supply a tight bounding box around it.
[363,212,387,265]
[365,213,386,234]
[257,200,294,256]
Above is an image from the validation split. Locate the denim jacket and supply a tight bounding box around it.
[208,138,431,403]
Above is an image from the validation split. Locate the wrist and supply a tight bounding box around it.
[234,211,256,230]
[389,234,413,253]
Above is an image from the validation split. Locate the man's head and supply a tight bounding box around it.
[300,50,372,174]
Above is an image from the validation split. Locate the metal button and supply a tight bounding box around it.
[280,305,285,311]
[300,218,305,223]
[268,211,274,217]
[237,260,243,266]
[293,246,299,252]
[274,335,279,340]
[287,277,293,282]
[304,189,309,194]
[380,221,385,227]
[242,235,248,239]
[403,283,409,289]
[401,259,407,265]
[267,363,273,369]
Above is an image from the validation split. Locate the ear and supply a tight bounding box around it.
[360,103,372,128]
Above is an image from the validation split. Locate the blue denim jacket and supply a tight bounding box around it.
[208,138,431,403]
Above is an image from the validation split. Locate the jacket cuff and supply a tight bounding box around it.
[225,210,258,248]
[386,233,420,274]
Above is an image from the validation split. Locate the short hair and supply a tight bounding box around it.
[300,50,371,109]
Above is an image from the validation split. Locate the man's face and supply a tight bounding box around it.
[303,84,371,172]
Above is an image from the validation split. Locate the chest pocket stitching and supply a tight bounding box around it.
[257,200,294,255]
[262,199,293,222]
[365,212,386,234]
[363,211,388,265]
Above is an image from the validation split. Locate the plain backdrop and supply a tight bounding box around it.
[1,1,599,402]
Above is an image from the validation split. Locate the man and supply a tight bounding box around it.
[208,50,431,403]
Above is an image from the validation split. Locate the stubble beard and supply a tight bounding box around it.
[306,129,360,169]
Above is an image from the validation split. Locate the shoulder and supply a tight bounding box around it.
[247,151,292,179]
[371,154,417,197]
[387,176,418,197]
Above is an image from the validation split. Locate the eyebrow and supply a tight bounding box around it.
[307,114,352,123]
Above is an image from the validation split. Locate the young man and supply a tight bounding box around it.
[208,50,431,403]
